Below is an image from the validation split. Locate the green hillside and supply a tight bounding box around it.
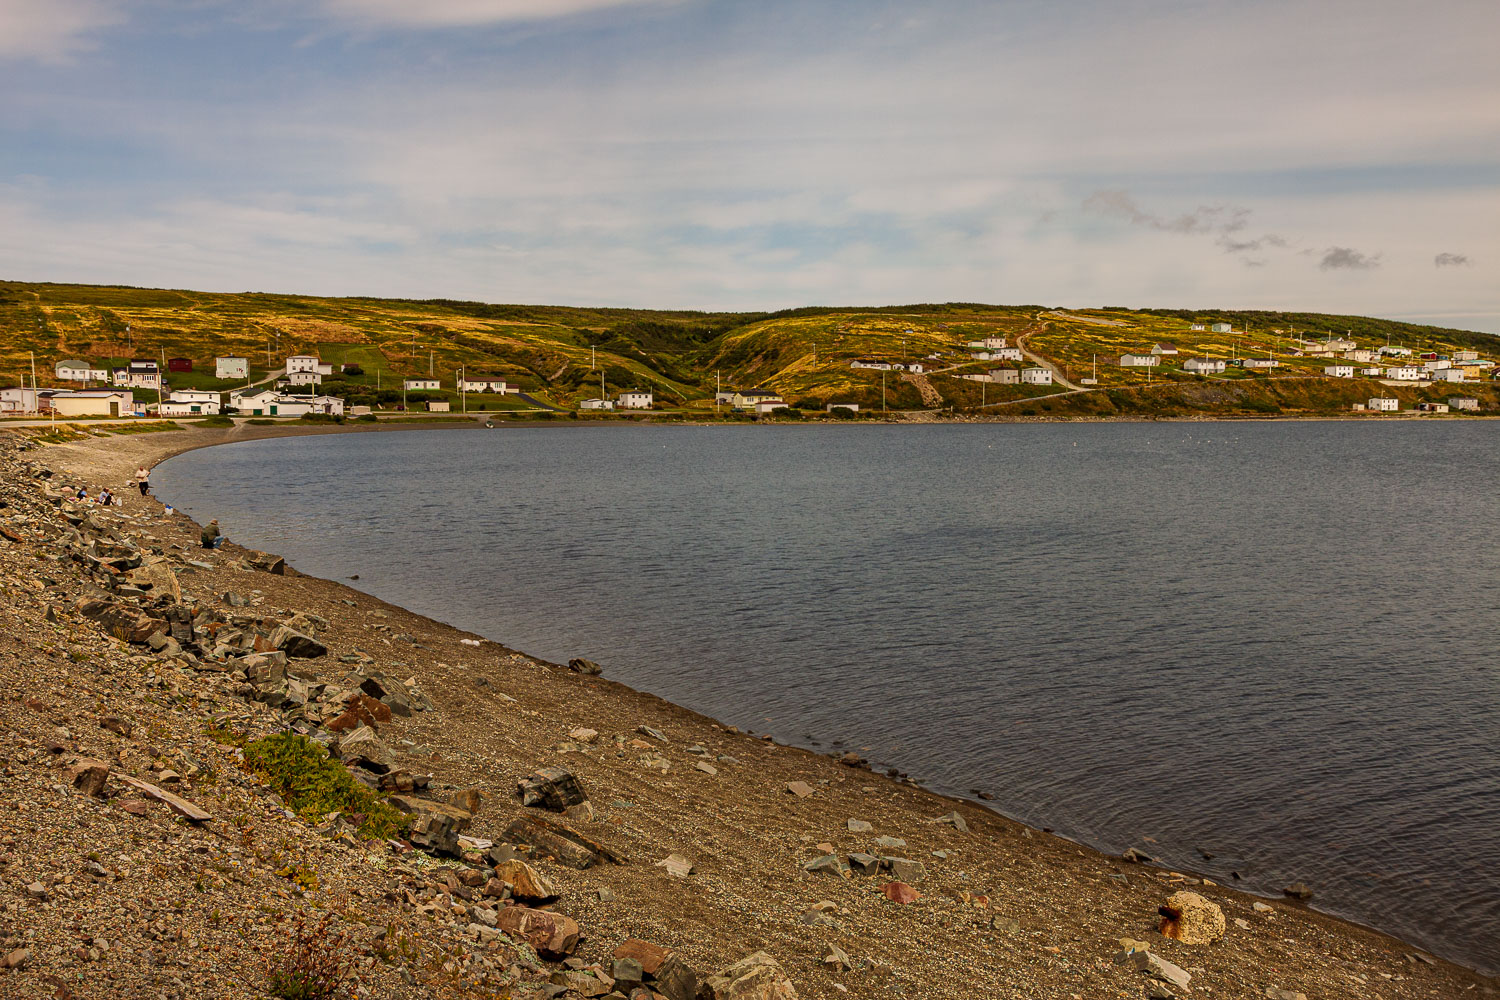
[2,280,1496,416]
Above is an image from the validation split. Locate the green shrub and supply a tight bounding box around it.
[248,418,275,425]
[196,414,234,428]
[243,733,408,840]
[355,413,378,422]
[265,912,358,1000]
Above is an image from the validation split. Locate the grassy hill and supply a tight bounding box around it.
[2,280,1496,416]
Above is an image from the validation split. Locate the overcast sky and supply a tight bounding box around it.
[2,0,1496,331]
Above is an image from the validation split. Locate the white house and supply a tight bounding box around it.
[285,355,334,376]
[616,390,653,409]
[991,347,1023,361]
[850,359,893,371]
[426,400,451,412]
[49,389,132,418]
[1430,368,1469,383]
[1325,338,1357,351]
[1209,322,1232,333]
[460,377,510,393]
[988,368,1019,384]
[1449,397,1480,411]
[826,403,859,412]
[1452,350,1479,362]
[1360,367,1384,376]
[1021,367,1053,385]
[1415,402,1450,413]
[55,360,108,382]
[1343,349,1378,363]
[579,398,615,410]
[1367,397,1400,412]
[1183,358,1226,374]
[1323,365,1355,378]
[112,360,161,389]
[1424,359,1451,371]
[1385,367,1424,381]
[404,379,440,391]
[1119,354,1160,367]
[900,362,927,374]
[0,386,39,414]
[1379,346,1413,356]
[286,370,322,386]
[967,337,1008,350]
[970,351,999,361]
[309,395,345,416]
[166,389,221,415]
[730,389,781,408]
[754,399,789,414]
[1243,358,1280,369]
[215,356,248,379]
[1152,343,1180,355]
[1190,323,1206,331]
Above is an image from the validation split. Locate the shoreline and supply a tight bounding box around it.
[7,420,1498,997]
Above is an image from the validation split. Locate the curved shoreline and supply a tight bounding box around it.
[15,420,1499,993]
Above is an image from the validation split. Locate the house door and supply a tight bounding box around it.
[270,405,278,415]
[109,402,119,417]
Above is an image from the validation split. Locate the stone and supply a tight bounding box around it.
[653,954,700,1000]
[568,657,603,675]
[694,762,718,776]
[64,757,111,797]
[882,881,920,904]
[1129,951,1191,991]
[569,727,600,743]
[496,906,579,960]
[697,951,797,1000]
[76,599,166,644]
[113,774,211,822]
[802,855,846,877]
[389,796,473,855]
[785,781,814,799]
[882,857,925,882]
[1158,891,1226,945]
[222,591,250,607]
[614,939,672,976]
[564,800,595,823]
[874,835,906,850]
[1147,983,1176,1000]
[25,882,49,901]
[846,819,873,834]
[822,944,852,972]
[1283,882,1314,901]
[1252,901,1275,914]
[518,767,589,811]
[1122,847,1156,864]
[338,726,395,774]
[637,725,668,742]
[550,970,611,997]
[657,853,694,877]
[327,693,392,733]
[847,852,880,876]
[612,956,646,991]
[270,625,327,659]
[1234,917,1250,930]
[449,787,483,814]
[931,810,968,833]
[0,948,28,970]
[1265,989,1308,1000]
[246,550,287,574]
[494,859,558,902]
[502,813,621,869]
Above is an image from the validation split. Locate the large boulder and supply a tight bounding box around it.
[495,906,579,960]
[76,600,166,644]
[501,813,621,869]
[517,767,588,810]
[493,859,558,902]
[390,795,473,855]
[696,952,798,1000]
[338,726,395,774]
[270,625,327,659]
[1158,890,1226,945]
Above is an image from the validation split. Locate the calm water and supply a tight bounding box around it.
[155,423,1500,971]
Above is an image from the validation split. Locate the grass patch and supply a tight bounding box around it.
[243,733,408,840]
[195,414,234,428]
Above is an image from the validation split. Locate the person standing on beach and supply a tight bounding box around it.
[135,466,150,496]
[201,519,221,549]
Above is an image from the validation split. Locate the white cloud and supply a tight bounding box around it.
[317,0,681,29]
[0,0,123,63]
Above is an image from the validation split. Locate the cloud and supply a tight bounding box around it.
[1434,252,1471,268]
[316,0,680,28]
[1319,246,1381,270]
[1083,189,1247,235]
[0,0,122,63]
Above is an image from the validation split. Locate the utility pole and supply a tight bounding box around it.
[591,344,596,369]
[715,370,720,415]
[882,368,887,414]
[30,351,36,393]
[429,350,434,377]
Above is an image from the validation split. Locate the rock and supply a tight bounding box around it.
[637,725,668,742]
[64,757,110,797]
[881,881,920,904]
[113,774,211,822]
[822,944,852,972]
[496,906,579,960]
[494,859,558,902]
[696,951,797,1000]
[551,970,611,997]
[1283,882,1314,901]
[874,835,906,850]
[882,857,925,882]
[1234,917,1250,930]
[518,767,589,811]
[76,599,166,644]
[657,853,694,877]
[0,948,28,970]
[1265,989,1308,1000]
[569,727,599,744]
[25,882,49,901]
[449,787,483,814]
[1158,891,1226,945]
[847,852,880,876]
[1147,983,1176,1000]
[338,726,395,774]
[1252,901,1275,913]
[222,591,250,607]
[98,715,134,737]
[694,762,718,776]
[614,939,673,976]
[1122,847,1156,864]
[501,813,621,869]
[568,657,603,675]
[389,796,473,855]
[564,800,595,823]
[846,819,873,834]
[327,693,393,733]
[785,781,814,799]
[612,956,646,991]
[270,625,327,659]
[1129,951,1191,991]
[931,811,968,833]
[802,855,846,877]
[246,550,286,574]
[654,954,700,1000]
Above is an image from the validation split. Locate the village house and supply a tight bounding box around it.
[111,360,162,389]
[898,362,927,374]
[1021,367,1053,385]
[1415,402,1450,413]
[1119,354,1160,367]
[54,360,109,383]
[1418,352,1441,361]
[967,337,1009,350]
[1243,358,1280,369]
[404,379,440,391]
[167,357,193,373]
[228,389,341,416]
[0,386,39,414]
[988,368,1020,384]
[990,347,1023,361]
[1210,322,1232,333]
[1152,343,1179,355]
[1323,365,1355,378]
[164,389,221,415]
[969,351,999,361]
[286,370,322,387]
[1324,338,1357,351]
[1343,349,1378,363]
[754,399,789,414]
[1385,367,1424,381]
[1379,346,1412,357]
[1182,358,1226,374]
[1360,367,1384,377]
[426,400,451,412]
[460,377,510,393]
[616,390,653,409]
[1367,397,1400,412]
[1452,350,1479,362]
[579,398,614,411]
[1190,323,1206,331]
[49,389,133,418]
[1430,369,1469,383]
[850,359,893,371]
[728,389,781,408]
[826,403,859,413]
[285,355,334,376]
[1449,397,1480,411]
[215,356,248,379]
[1423,359,1451,371]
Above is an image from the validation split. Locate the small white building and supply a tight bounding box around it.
[426,400,451,412]
[0,386,40,414]
[1449,397,1480,411]
[1385,367,1424,381]
[285,355,334,376]
[55,360,108,382]
[1424,359,1451,371]
[229,389,277,413]
[730,389,781,408]
[826,403,859,413]
[49,389,133,418]
[215,356,248,380]
[1360,367,1384,376]
[1183,358,1226,374]
[991,347,1023,361]
[1325,338,1358,351]
[1452,350,1479,362]
[1190,323,1206,331]
[754,399,789,414]
[1209,322,1232,333]
[1379,346,1412,356]
[1367,397,1400,412]
[967,337,1008,350]
[850,359,893,371]
[1415,402,1450,413]
[112,360,161,389]
[579,398,615,411]
[901,362,927,374]
[1343,349,1378,363]
[165,389,221,415]
[1430,368,1469,383]
[1119,354,1160,367]
[460,377,510,393]
[1152,343,1180,356]
[970,351,999,361]
[1021,367,1053,385]
[616,390,654,409]
[1323,365,1355,378]
[1243,358,1280,369]
[286,370,322,386]
[988,368,1020,384]
[404,379,440,391]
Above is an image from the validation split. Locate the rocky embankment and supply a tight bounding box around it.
[0,426,1495,1000]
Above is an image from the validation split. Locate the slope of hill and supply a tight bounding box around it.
[2,281,1496,416]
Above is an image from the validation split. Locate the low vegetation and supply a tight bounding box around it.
[242,733,408,840]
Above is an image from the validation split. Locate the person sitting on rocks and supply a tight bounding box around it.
[201,518,222,549]
[97,488,113,506]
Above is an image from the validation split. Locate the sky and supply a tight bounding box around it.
[1,0,1497,331]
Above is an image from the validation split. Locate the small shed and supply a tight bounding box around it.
[167,357,193,372]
